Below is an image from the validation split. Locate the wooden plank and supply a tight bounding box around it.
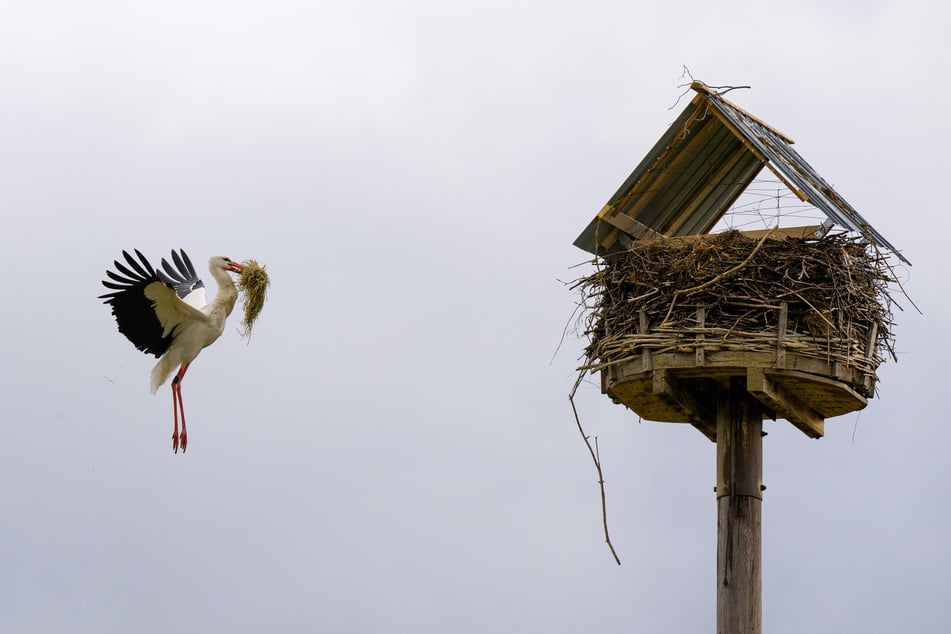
[655,225,821,245]
[638,309,650,334]
[704,104,770,164]
[610,349,853,385]
[775,302,787,369]
[865,323,878,357]
[644,350,780,372]
[605,372,683,424]
[592,216,820,252]
[695,306,706,367]
[604,350,870,422]
[746,367,824,439]
[652,370,716,441]
[597,207,663,240]
[863,322,878,394]
[768,368,867,413]
[639,310,652,372]
[743,225,821,240]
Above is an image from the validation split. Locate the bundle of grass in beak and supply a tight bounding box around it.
[236,259,270,338]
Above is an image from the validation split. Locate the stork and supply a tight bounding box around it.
[100,249,245,453]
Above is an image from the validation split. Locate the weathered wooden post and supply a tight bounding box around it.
[716,384,763,634]
[570,82,906,632]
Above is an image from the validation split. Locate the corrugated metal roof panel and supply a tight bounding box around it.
[574,83,908,265]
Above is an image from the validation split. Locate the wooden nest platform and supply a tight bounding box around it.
[574,229,899,440]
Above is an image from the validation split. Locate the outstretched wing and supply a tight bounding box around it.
[99,249,208,358]
[155,249,206,309]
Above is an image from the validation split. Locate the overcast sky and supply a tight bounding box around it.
[2,1,948,632]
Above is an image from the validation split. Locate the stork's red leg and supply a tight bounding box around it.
[171,379,181,453]
[174,363,191,452]
[176,382,187,452]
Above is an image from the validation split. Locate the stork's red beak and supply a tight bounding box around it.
[228,261,245,274]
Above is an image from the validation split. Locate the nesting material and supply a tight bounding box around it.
[573,230,899,396]
[237,259,270,338]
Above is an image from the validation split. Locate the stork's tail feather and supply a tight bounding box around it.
[150,355,177,395]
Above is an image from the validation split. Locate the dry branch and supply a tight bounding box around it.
[570,373,621,566]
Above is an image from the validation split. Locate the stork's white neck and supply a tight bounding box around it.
[206,267,239,318]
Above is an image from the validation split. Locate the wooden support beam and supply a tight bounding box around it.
[652,370,716,441]
[864,322,879,394]
[659,225,822,246]
[735,225,821,241]
[700,98,808,204]
[775,302,788,370]
[716,384,763,634]
[746,367,825,439]
[695,306,706,367]
[639,310,653,372]
[597,205,663,240]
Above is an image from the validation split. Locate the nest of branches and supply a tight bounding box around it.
[574,230,899,395]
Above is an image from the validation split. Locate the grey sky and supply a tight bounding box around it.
[1,1,948,632]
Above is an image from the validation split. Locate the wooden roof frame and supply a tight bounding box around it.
[574,82,909,265]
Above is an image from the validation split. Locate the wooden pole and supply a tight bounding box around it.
[716,382,763,634]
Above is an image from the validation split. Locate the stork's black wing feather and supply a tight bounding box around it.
[156,248,205,301]
[171,250,187,277]
[179,250,199,280]
[127,249,154,278]
[105,270,130,285]
[99,250,173,358]
[160,259,185,283]
[112,257,141,281]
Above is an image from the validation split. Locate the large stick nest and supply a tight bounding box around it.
[573,230,899,394]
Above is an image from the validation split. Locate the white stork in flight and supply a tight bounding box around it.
[100,249,245,453]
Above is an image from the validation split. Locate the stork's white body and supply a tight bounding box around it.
[146,263,240,394]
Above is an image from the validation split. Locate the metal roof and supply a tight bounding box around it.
[574,82,909,264]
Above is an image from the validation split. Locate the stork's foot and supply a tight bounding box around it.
[171,432,188,453]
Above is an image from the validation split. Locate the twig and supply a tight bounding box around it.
[551,294,586,365]
[668,66,696,110]
[569,373,622,566]
[661,227,777,325]
[875,244,921,315]
[707,84,752,96]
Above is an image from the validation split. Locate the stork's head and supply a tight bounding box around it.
[210,255,245,275]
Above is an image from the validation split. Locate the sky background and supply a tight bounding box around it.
[1,1,948,632]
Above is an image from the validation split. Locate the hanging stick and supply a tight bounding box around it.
[570,372,621,566]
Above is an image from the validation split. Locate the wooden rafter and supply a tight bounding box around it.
[746,367,825,438]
